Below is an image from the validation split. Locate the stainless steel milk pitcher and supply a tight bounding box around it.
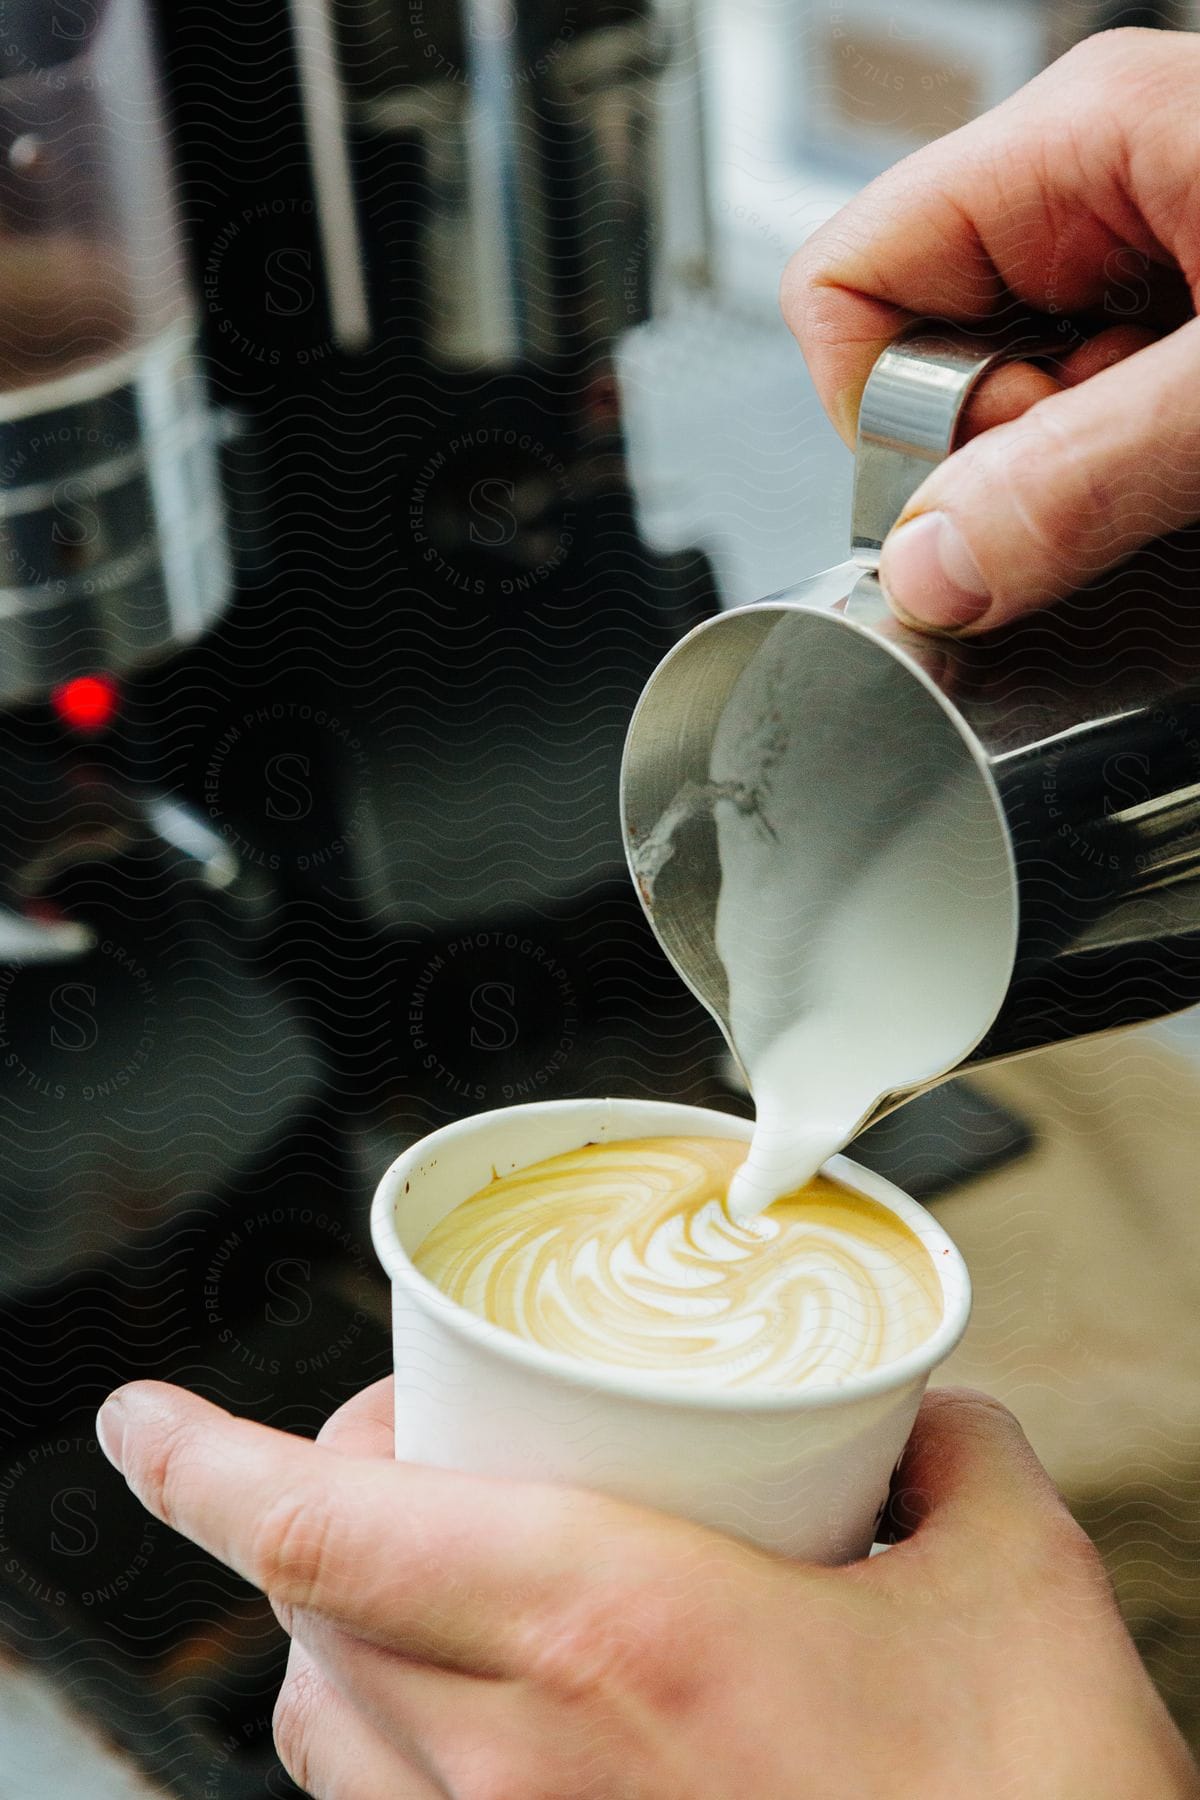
[621,327,1200,1130]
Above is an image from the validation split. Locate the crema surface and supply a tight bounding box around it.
[412,1136,942,1389]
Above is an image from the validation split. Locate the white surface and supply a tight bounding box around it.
[619,3,862,611]
[0,1660,163,1799]
[1149,1010,1200,1068]
[372,1097,970,1562]
[617,298,854,605]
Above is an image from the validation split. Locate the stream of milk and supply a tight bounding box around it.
[707,614,1016,1222]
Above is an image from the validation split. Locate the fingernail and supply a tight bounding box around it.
[96,1392,128,1473]
[880,512,991,630]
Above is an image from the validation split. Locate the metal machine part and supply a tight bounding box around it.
[352,37,559,366]
[322,0,710,365]
[0,324,229,702]
[622,329,1200,1137]
[0,0,231,689]
[543,4,711,346]
[287,0,373,351]
[0,744,271,962]
[0,0,233,960]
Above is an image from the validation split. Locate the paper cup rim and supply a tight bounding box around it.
[370,1097,972,1415]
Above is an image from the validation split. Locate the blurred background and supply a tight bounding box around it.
[1,1,1200,1792]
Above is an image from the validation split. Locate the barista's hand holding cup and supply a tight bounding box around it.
[371,1097,970,1559]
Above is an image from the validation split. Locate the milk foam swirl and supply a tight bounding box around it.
[413,1137,942,1390]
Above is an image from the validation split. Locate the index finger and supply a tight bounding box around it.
[96,1380,582,1676]
[782,29,1200,440]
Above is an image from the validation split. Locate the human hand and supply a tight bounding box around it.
[95,1377,1198,1799]
[783,27,1200,634]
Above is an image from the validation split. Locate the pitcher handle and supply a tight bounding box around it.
[851,325,1048,568]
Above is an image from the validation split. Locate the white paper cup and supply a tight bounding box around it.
[370,1097,971,1561]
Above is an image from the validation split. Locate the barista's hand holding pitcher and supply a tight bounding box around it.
[95,1377,1196,1798]
[783,28,1200,634]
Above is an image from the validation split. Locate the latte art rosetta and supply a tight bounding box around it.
[412,1137,942,1389]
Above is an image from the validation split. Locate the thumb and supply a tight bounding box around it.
[877,318,1200,634]
[883,1387,1071,1546]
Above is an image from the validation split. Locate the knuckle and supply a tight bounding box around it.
[780,245,848,348]
[270,1593,295,1639]
[779,244,806,307]
[271,1665,322,1795]
[521,1587,633,1702]
[1056,27,1178,119]
[928,1387,1020,1436]
[779,214,861,338]
[523,1575,704,1718]
[933,1388,1042,1482]
[997,1502,1112,1624]
[779,242,819,336]
[251,1488,334,1608]
[1035,1502,1106,1586]
[1057,26,1154,80]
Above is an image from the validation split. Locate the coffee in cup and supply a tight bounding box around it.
[412,1135,942,1390]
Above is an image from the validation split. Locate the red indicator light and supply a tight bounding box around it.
[52,674,120,735]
